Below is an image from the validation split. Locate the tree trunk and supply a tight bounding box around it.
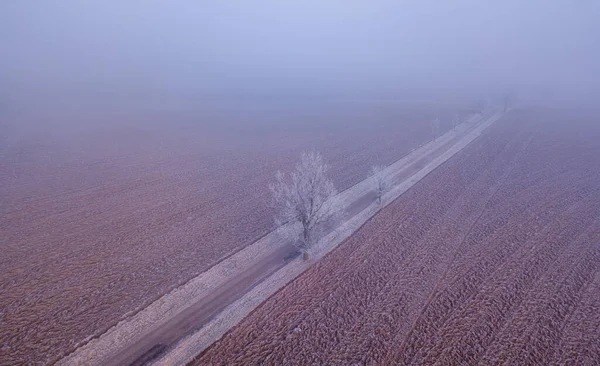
[302,250,310,260]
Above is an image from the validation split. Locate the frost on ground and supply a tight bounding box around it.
[59,109,492,366]
[193,108,600,365]
[0,101,466,365]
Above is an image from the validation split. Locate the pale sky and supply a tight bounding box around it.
[2,1,599,100]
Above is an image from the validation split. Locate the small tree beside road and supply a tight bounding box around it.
[503,92,515,112]
[269,151,344,260]
[452,114,461,130]
[474,100,486,115]
[369,165,389,204]
[431,117,441,140]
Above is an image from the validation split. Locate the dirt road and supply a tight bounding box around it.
[59,110,500,366]
[192,108,600,365]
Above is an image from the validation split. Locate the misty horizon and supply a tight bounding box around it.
[2,1,600,105]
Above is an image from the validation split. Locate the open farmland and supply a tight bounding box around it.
[193,108,600,365]
[0,97,466,364]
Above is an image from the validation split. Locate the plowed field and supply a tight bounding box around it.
[194,108,600,365]
[0,100,464,364]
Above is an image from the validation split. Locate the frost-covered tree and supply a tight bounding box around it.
[452,114,461,130]
[474,100,486,115]
[369,165,389,204]
[270,151,344,260]
[503,92,515,112]
[431,117,441,140]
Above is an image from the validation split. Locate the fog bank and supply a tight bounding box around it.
[2,1,599,104]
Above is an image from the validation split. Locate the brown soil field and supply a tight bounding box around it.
[0,98,466,364]
[193,107,600,365]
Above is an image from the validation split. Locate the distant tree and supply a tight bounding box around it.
[270,151,344,260]
[474,100,486,114]
[431,117,441,140]
[485,97,492,111]
[452,114,461,130]
[369,165,389,204]
[503,92,515,112]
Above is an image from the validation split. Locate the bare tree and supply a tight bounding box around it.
[369,165,388,204]
[474,100,486,115]
[484,97,492,111]
[270,151,344,260]
[431,117,441,140]
[452,114,461,130]
[502,92,515,112]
